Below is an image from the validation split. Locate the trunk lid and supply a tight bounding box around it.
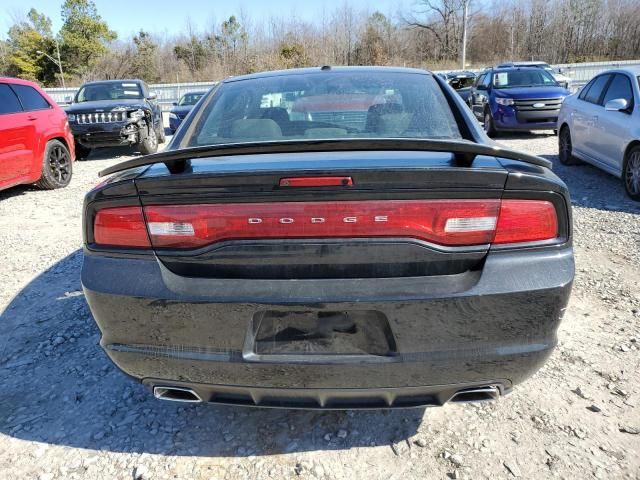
[134,150,508,279]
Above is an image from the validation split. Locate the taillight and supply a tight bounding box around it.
[92,199,559,250]
[93,206,150,248]
[279,176,353,187]
[493,200,558,244]
[143,200,503,249]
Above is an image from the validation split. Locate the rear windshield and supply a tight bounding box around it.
[75,82,143,102]
[184,71,462,147]
[493,69,558,88]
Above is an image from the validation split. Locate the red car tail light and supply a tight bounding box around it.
[493,200,558,244]
[93,206,151,248]
[279,176,353,187]
[143,200,503,249]
[92,200,559,250]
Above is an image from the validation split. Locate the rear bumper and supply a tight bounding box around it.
[82,247,574,408]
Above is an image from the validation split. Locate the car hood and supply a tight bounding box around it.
[494,86,569,99]
[170,105,194,115]
[553,73,571,82]
[66,99,148,113]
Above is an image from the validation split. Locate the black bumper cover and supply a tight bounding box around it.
[71,122,139,148]
[82,247,574,408]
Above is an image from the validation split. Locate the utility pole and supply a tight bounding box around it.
[55,39,65,89]
[37,38,65,89]
[461,0,470,69]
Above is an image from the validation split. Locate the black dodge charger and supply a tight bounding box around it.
[82,67,574,409]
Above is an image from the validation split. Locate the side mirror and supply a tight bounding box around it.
[147,92,157,100]
[477,84,487,91]
[605,98,629,112]
[64,95,73,103]
[172,102,178,106]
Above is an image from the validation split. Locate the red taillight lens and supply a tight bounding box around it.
[92,199,559,250]
[493,200,558,244]
[279,176,353,187]
[143,200,502,249]
[93,206,151,248]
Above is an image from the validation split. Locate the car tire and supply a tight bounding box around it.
[558,127,582,166]
[623,146,640,201]
[138,127,158,155]
[75,143,91,161]
[483,110,497,137]
[35,140,72,190]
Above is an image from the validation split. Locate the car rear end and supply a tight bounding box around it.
[82,67,573,409]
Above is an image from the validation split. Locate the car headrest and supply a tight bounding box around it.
[229,119,283,139]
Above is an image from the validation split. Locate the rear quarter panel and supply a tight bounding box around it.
[26,90,75,182]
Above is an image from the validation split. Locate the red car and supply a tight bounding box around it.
[0,77,75,192]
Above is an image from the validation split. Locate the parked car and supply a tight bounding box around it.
[65,79,164,159]
[0,77,74,191]
[558,67,640,200]
[168,91,207,133]
[440,71,477,103]
[497,61,572,89]
[82,66,574,409]
[469,66,571,136]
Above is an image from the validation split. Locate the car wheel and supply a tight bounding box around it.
[483,111,497,137]
[558,127,581,166]
[138,127,158,155]
[35,140,72,190]
[623,146,640,201]
[75,143,92,161]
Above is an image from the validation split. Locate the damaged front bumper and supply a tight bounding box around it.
[70,118,149,149]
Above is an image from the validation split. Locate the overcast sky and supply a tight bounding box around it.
[3,0,408,38]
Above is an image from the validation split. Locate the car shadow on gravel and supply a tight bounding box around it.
[0,250,426,457]
[0,184,39,201]
[539,154,640,214]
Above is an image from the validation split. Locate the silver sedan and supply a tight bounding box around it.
[557,67,640,200]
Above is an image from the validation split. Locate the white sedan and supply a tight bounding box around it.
[557,67,640,200]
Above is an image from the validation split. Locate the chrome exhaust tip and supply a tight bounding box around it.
[449,385,500,403]
[153,386,202,403]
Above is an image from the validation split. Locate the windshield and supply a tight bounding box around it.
[178,92,204,106]
[184,71,462,147]
[75,82,143,102]
[493,69,558,88]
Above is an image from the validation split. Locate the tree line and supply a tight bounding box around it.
[1,0,639,88]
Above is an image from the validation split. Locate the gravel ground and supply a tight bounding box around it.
[0,132,639,480]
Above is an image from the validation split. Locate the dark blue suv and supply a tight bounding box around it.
[468,66,570,136]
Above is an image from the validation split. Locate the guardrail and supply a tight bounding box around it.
[44,59,639,106]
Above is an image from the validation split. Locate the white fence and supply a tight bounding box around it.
[44,59,640,106]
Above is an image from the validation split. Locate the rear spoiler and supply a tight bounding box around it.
[98,138,552,177]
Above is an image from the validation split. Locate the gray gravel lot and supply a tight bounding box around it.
[0,132,639,479]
